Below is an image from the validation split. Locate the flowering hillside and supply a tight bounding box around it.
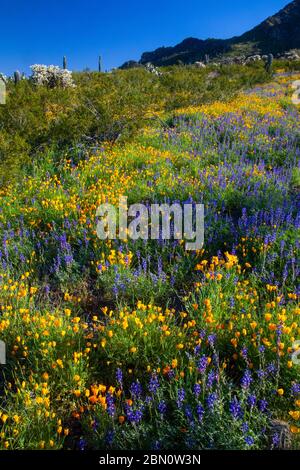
[0,71,299,450]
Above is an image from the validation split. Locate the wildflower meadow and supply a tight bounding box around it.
[0,64,299,451]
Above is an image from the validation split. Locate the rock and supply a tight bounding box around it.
[277,49,300,61]
[207,71,220,79]
[194,61,206,68]
[145,63,163,76]
[245,55,262,64]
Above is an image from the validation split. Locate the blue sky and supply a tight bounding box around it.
[0,0,289,75]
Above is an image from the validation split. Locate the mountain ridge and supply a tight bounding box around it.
[120,0,300,67]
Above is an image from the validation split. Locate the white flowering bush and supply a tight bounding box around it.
[30,64,75,89]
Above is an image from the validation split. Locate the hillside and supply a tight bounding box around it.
[0,70,299,449]
[121,0,300,66]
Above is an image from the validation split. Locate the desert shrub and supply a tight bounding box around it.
[0,63,271,184]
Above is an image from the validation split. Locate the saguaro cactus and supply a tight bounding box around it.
[265,53,273,73]
[98,55,102,72]
[14,70,21,84]
[204,54,210,65]
[63,56,67,70]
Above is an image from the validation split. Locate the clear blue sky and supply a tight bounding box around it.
[0,0,289,75]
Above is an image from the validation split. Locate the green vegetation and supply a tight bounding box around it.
[0,64,270,184]
[0,63,299,450]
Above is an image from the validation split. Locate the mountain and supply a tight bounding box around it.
[121,0,300,67]
[235,0,300,53]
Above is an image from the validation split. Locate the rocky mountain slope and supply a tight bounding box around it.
[121,0,300,67]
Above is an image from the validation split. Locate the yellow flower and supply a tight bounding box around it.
[130,347,137,353]
[289,411,300,420]
[290,425,300,434]
[13,415,20,424]
[176,343,184,350]
[56,359,63,368]
[277,388,284,396]
[1,414,8,424]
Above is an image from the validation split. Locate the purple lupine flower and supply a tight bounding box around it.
[241,346,248,360]
[197,355,208,374]
[276,323,283,341]
[64,254,74,265]
[125,405,144,424]
[196,404,204,422]
[184,405,193,422]
[258,399,268,412]
[272,433,280,449]
[207,370,216,389]
[247,394,257,408]
[177,388,185,409]
[257,369,265,380]
[167,369,175,380]
[78,438,86,450]
[291,383,300,397]
[145,395,152,404]
[229,397,243,420]
[244,436,254,447]
[199,330,206,340]
[241,422,249,433]
[130,381,142,399]
[148,374,160,394]
[193,383,201,397]
[157,401,167,415]
[116,368,123,387]
[106,393,115,417]
[266,362,277,375]
[241,369,252,389]
[207,334,216,347]
[206,392,217,411]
